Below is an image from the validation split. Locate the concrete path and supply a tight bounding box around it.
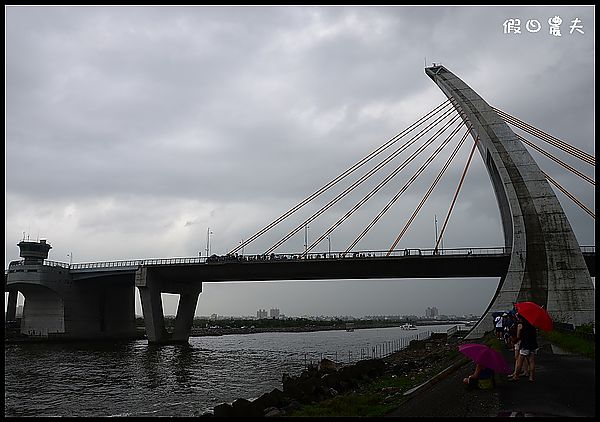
[387,338,595,417]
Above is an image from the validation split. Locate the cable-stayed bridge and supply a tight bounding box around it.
[6,65,595,344]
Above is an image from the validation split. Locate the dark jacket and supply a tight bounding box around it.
[519,318,538,351]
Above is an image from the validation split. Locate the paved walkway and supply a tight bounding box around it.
[387,337,595,417]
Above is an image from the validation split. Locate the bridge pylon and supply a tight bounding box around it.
[426,65,595,337]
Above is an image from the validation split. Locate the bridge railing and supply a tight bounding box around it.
[7,246,593,271]
[384,246,511,257]
[63,247,513,270]
[56,257,207,270]
[215,246,512,263]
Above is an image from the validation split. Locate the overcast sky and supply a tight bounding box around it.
[5,5,595,318]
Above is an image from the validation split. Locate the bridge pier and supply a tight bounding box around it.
[6,289,18,321]
[138,281,170,343]
[172,292,201,342]
[135,266,201,344]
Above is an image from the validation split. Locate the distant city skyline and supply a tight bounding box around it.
[165,303,464,319]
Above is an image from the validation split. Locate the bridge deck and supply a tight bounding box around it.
[6,247,594,284]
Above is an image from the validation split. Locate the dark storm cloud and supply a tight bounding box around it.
[5,5,594,316]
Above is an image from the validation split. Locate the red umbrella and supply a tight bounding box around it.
[458,343,512,374]
[515,301,553,331]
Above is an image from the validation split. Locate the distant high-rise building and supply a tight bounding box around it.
[257,309,268,319]
[425,307,439,318]
[269,308,280,319]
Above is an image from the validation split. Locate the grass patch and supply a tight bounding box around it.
[575,323,595,335]
[286,349,461,417]
[484,335,504,351]
[285,373,428,417]
[542,329,595,359]
[285,389,396,417]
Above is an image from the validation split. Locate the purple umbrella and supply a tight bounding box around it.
[458,343,512,374]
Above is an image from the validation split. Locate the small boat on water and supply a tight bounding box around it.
[345,323,355,332]
[400,323,418,330]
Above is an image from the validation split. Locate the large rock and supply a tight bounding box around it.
[353,358,386,378]
[231,398,262,417]
[264,407,285,417]
[338,364,361,381]
[213,403,234,417]
[317,358,341,373]
[320,372,341,388]
[282,373,304,398]
[252,387,285,410]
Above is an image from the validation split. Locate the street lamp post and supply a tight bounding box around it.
[304,224,309,255]
[206,228,213,257]
[240,240,244,256]
[67,252,73,266]
[327,235,331,257]
[434,215,439,254]
[434,214,444,254]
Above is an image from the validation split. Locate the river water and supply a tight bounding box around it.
[4,324,457,417]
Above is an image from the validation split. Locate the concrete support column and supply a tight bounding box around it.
[6,290,18,321]
[136,267,170,344]
[138,285,170,343]
[171,291,201,343]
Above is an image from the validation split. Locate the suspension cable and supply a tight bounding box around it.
[493,107,595,166]
[434,135,480,253]
[494,107,594,164]
[227,99,452,255]
[306,116,464,257]
[516,134,594,186]
[386,128,471,256]
[542,171,595,219]
[342,120,467,255]
[263,108,461,255]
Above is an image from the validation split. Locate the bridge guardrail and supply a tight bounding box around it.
[6,245,593,271]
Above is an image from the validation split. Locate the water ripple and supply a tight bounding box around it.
[5,324,454,416]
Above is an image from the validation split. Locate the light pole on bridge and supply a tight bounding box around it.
[67,252,73,266]
[434,214,443,254]
[206,228,213,257]
[304,224,309,255]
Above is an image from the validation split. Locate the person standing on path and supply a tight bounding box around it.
[508,312,528,378]
[508,314,538,382]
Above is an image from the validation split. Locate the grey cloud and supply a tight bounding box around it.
[5,5,594,317]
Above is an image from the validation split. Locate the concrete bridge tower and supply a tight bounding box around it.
[425,65,595,337]
[5,240,52,322]
[5,239,136,339]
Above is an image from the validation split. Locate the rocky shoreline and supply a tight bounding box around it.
[201,332,464,417]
